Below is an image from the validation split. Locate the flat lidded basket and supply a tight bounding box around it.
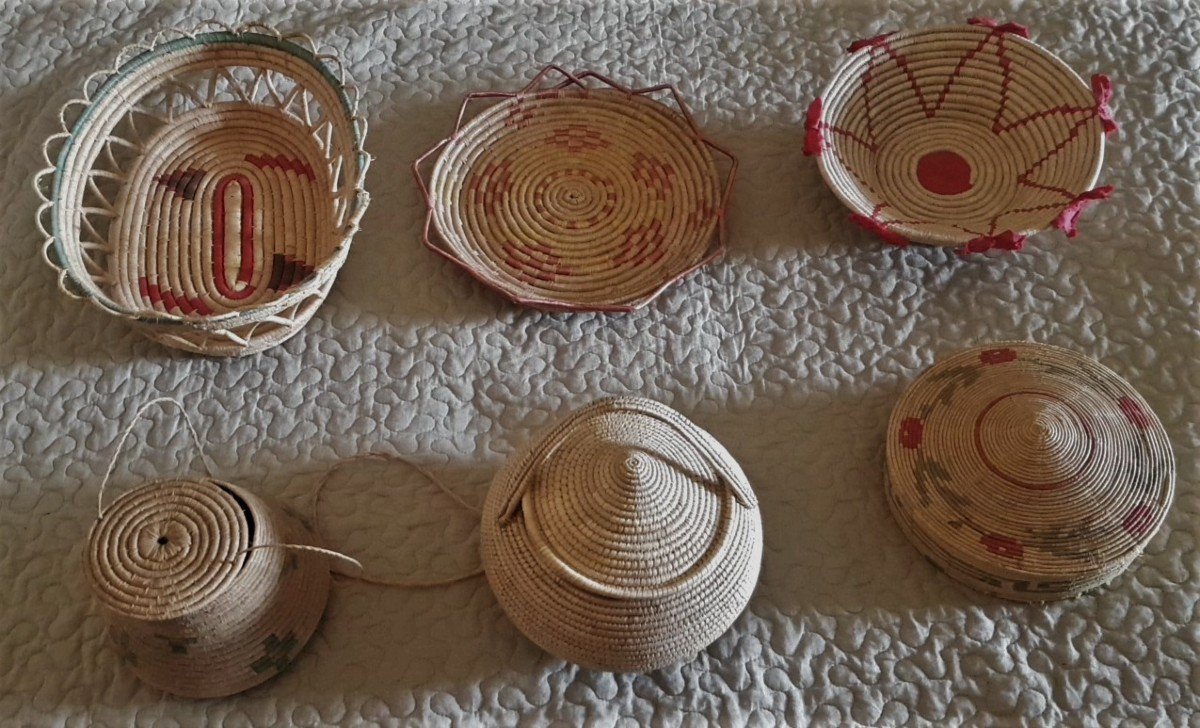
[806,20,1116,254]
[480,397,763,672]
[885,342,1175,602]
[36,23,370,356]
[415,66,736,312]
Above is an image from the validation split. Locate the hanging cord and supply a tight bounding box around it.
[97,397,217,519]
[97,399,483,589]
[239,453,485,588]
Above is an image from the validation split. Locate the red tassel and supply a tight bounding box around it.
[1091,74,1118,135]
[958,230,1026,255]
[849,213,908,247]
[847,33,893,53]
[804,98,824,156]
[967,17,1031,38]
[1054,185,1113,237]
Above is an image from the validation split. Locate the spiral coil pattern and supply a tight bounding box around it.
[886,343,1175,601]
[423,70,731,311]
[481,397,762,672]
[86,479,332,697]
[813,23,1109,247]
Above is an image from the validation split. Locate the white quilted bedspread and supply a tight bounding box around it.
[2,1,1197,725]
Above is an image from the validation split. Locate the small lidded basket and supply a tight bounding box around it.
[886,342,1175,601]
[36,24,369,355]
[415,66,736,312]
[481,397,762,672]
[87,479,332,698]
[806,19,1115,254]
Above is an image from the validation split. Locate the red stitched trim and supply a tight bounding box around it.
[847,32,893,53]
[212,173,257,300]
[1054,185,1113,237]
[958,230,1025,255]
[245,154,317,180]
[803,98,823,156]
[1092,74,1118,135]
[849,213,908,247]
[967,17,1031,38]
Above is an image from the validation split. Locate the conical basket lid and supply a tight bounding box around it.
[524,406,738,595]
[482,397,762,672]
[886,342,1175,601]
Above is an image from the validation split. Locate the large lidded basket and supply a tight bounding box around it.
[36,24,369,355]
[481,397,762,672]
[806,19,1116,254]
[885,342,1175,601]
[415,66,736,312]
[87,479,332,698]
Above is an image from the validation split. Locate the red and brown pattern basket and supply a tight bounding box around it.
[885,342,1175,601]
[805,19,1116,255]
[414,66,736,312]
[35,23,370,355]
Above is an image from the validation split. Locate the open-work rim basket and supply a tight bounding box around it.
[35,23,370,355]
[415,66,737,313]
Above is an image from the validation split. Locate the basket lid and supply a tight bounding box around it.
[500,397,755,598]
[481,397,762,671]
[886,342,1175,601]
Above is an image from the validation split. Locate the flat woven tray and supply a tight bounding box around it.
[806,19,1116,254]
[36,23,370,355]
[885,342,1175,601]
[415,66,736,312]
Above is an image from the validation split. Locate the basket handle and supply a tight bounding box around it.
[97,398,216,519]
[497,399,756,599]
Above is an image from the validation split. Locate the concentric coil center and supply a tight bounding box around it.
[87,479,251,620]
[975,391,1096,490]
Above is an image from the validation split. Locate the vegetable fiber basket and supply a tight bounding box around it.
[36,23,369,355]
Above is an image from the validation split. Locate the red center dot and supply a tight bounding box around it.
[917,150,973,195]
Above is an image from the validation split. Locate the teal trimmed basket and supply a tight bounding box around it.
[35,23,370,355]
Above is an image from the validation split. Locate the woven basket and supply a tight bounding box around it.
[36,23,369,355]
[415,66,736,312]
[806,20,1115,253]
[86,478,332,698]
[480,397,762,672]
[886,342,1175,601]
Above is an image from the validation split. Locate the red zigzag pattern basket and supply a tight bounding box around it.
[806,19,1116,255]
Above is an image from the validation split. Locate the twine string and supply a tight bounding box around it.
[97,396,216,519]
[256,453,484,588]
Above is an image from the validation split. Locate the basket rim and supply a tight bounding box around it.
[813,22,1108,248]
[35,23,371,328]
[413,66,737,313]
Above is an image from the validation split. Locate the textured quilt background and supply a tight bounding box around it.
[1,0,1197,725]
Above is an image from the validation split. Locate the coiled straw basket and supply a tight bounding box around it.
[806,20,1115,253]
[885,342,1175,601]
[87,478,332,698]
[481,397,763,672]
[415,66,736,312]
[36,23,369,355]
